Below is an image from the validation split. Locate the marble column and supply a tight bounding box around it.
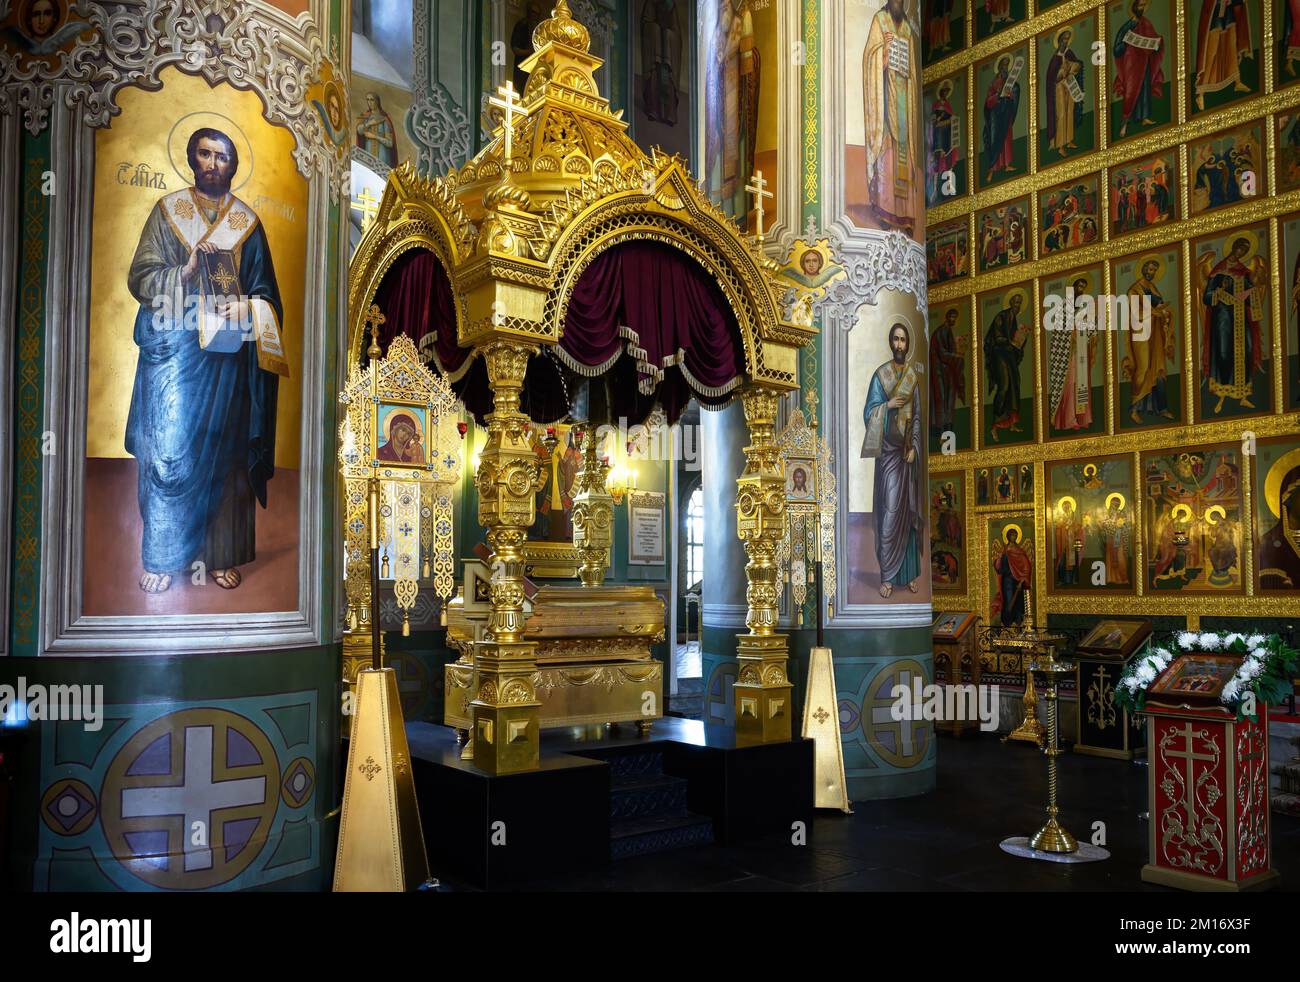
[699,398,750,727]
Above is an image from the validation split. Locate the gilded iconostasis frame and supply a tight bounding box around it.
[922,0,1300,629]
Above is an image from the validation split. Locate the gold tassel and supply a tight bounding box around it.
[797,607,804,627]
[381,552,389,579]
[423,557,430,578]
[349,609,358,631]
[402,611,410,637]
[439,606,447,627]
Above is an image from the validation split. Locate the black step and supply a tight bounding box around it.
[610,813,714,861]
[604,749,665,781]
[575,743,716,857]
[610,773,689,821]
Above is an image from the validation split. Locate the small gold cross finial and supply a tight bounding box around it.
[745,169,774,243]
[351,186,381,229]
[365,304,386,360]
[488,80,525,165]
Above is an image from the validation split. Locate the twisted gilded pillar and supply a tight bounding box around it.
[471,341,547,773]
[571,426,613,586]
[733,385,792,743]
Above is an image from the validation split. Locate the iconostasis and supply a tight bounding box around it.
[922,0,1300,632]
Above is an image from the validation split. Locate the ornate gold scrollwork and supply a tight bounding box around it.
[733,385,794,744]
[339,333,462,667]
[571,426,614,586]
[467,339,549,773]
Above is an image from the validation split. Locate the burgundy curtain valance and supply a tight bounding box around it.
[555,240,746,422]
[370,249,467,380]
[366,240,747,425]
[367,250,569,424]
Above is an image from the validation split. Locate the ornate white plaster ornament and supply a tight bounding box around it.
[0,0,346,194]
[823,228,928,325]
[409,0,470,176]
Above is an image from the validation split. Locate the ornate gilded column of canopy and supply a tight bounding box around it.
[470,341,547,774]
[733,385,793,744]
[571,427,613,586]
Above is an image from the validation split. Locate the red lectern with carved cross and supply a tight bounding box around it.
[1141,654,1279,892]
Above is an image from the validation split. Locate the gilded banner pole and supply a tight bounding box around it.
[341,310,387,685]
[470,340,547,774]
[733,385,792,743]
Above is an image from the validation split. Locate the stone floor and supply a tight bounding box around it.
[454,732,1299,892]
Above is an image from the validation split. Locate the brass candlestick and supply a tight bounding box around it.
[1027,651,1078,854]
[1007,667,1043,746]
[997,588,1061,748]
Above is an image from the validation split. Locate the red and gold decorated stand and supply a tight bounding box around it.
[1142,657,1279,892]
[346,2,816,773]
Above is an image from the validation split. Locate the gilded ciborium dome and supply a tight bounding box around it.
[532,0,591,53]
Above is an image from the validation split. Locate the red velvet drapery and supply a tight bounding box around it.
[558,241,745,422]
[366,240,747,425]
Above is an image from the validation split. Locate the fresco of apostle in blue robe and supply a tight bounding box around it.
[125,127,288,594]
[355,92,398,168]
[861,322,924,598]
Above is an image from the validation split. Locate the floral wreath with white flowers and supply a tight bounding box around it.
[1114,631,1298,720]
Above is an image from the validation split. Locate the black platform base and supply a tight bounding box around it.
[405,724,609,889]
[404,719,815,888]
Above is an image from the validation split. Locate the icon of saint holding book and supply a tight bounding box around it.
[861,321,924,598]
[125,125,290,594]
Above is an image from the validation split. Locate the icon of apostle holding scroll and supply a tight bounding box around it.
[861,322,924,598]
[125,126,290,594]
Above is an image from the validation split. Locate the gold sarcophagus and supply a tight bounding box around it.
[445,561,665,733]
